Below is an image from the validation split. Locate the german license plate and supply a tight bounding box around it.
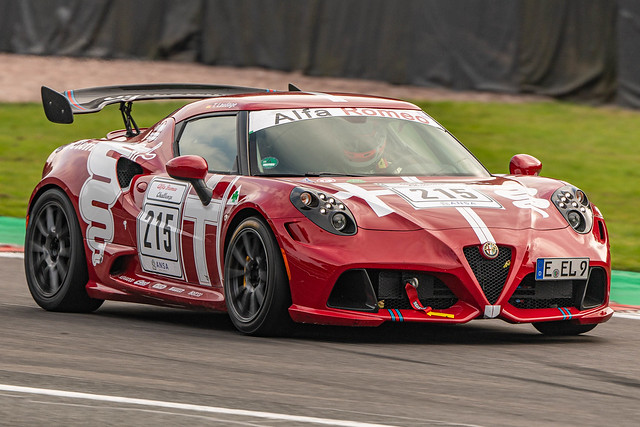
[535,258,589,281]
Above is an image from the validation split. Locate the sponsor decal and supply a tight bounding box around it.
[261,157,278,169]
[168,287,185,293]
[118,275,135,283]
[79,143,126,265]
[67,140,94,151]
[249,108,442,133]
[494,181,550,218]
[141,120,168,144]
[316,177,336,183]
[188,291,204,298]
[146,179,187,205]
[228,186,241,205]
[151,283,167,290]
[79,140,168,266]
[150,259,174,274]
[206,102,238,109]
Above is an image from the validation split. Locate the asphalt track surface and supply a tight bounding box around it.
[1,257,639,427]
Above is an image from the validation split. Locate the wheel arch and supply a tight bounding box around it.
[223,207,273,256]
[27,182,78,224]
[222,206,292,284]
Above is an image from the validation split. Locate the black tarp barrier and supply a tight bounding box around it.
[617,0,640,107]
[0,0,635,106]
[516,0,617,102]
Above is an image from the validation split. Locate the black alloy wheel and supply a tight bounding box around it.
[24,188,103,312]
[224,217,291,335]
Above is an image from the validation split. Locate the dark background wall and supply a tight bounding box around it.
[1,0,638,107]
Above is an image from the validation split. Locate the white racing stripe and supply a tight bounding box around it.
[456,207,495,244]
[0,384,396,427]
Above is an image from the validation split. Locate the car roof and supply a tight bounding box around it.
[171,92,421,122]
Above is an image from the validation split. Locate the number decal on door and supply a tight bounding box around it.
[139,205,179,261]
[142,209,175,253]
[137,178,188,279]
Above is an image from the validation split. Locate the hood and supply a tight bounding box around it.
[286,175,570,232]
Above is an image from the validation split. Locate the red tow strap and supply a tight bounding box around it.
[404,282,432,312]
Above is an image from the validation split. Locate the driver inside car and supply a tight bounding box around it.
[341,119,404,174]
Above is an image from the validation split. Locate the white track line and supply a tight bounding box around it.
[0,252,23,258]
[0,384,396,427]
[613,311,640,320]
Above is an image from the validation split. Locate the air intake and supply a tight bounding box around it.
[116,157,143,188]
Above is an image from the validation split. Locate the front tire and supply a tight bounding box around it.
[223,217,291,335]
[533,321,597,336]
[25,188,103,312]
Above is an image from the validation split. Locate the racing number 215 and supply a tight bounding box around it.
[143,209,174,253]
[411,187,478,200]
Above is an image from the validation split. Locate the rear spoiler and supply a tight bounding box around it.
[41,84,273,133]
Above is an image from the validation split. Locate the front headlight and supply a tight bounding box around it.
[290,187,357,235]
[552,185,593,233]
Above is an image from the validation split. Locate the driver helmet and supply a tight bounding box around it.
[343,123,387,167]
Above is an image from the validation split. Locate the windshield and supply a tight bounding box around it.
[248,108,490,177]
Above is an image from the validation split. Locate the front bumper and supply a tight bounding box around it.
[275,220,612,327]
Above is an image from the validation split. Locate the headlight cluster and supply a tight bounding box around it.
[552,185,593,234]
[290,187,357,235]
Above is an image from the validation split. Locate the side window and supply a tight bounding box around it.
[177,115,238,173]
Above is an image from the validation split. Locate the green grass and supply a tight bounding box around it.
[0,102,184,217]
[1,100,639,271]
[416,101,640,272]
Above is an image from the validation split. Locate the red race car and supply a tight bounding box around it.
[25,84,613,335]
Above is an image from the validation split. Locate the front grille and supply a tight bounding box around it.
[463,245,512,304]
[370,270,457,310]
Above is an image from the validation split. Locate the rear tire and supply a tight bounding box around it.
[533,321,597,336]
[25,188,103,312]
[223,217,292,335]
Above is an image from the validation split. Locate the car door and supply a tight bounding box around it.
[173,114,241,288]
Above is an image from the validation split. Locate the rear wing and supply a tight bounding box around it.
[41,84,272,135]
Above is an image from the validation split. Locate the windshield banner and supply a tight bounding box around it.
[249,107,443,133]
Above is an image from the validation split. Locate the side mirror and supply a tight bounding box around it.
[509,154,542,176]
[166,155,212,205]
